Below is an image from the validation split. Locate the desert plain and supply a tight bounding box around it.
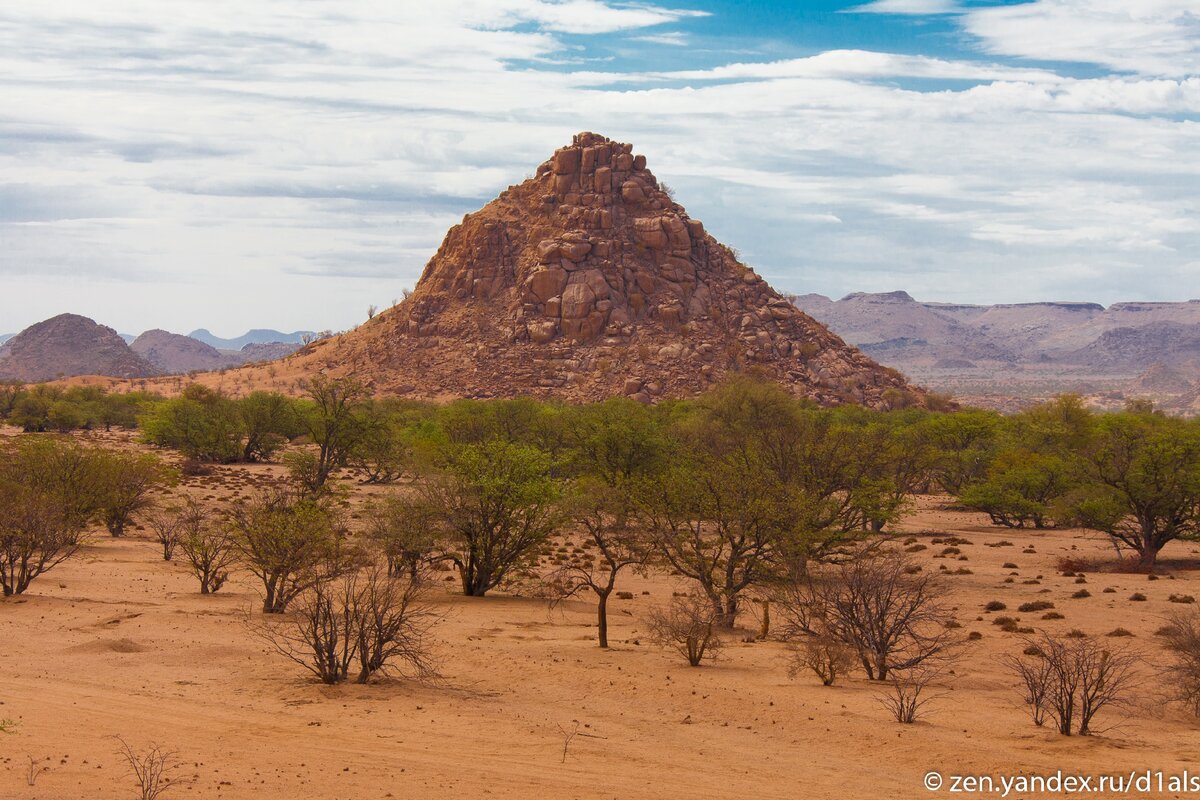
[3,429,1198,800]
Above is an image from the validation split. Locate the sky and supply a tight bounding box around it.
[1,0,1198,336]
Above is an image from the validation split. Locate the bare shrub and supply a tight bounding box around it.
[647,594,724,667]
[1006,633,1139,735]
[258,564,437,684]
[1008,647,1054,726]
[879,663,950,723]
[788,635,856,686]
[781,552,959,681]
[1159,609,1200,716]
[116,737,181,800]
[175,500,237,594]
[144,506,182,561]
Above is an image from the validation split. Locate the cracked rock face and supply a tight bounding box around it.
[302,132,927,408]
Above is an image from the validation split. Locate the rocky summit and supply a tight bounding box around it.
[289,132,922,407]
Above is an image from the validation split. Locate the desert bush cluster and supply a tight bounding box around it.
[0,436,175,595]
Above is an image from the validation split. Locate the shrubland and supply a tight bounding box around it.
[3,375,1199,711]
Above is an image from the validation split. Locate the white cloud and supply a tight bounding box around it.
[0,0,1197,334]
[964,0,1200,77]
[618,49,1063,83]
[848,0,960,14]
[631,31,689,46]
[482,0,708,34]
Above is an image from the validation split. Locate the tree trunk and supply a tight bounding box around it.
[722,592,739,629]
[460,561,489,596]
[597,592,609,648]
[263,576,279,612]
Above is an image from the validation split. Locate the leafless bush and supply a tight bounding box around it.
[646,594,724,667]
[787,635,856,686]
[144,507,182,561]
[779,552,960,681]
[1009,647,1054,727]
[175,500,236,594]
[1006,633,1139,735]
[257,564,437,684]
[879,663,950,723]
[1158,609,1200,716]
[116,737,181,800]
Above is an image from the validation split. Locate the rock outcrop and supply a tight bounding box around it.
[0,314,158,382]
[286,132,923,407]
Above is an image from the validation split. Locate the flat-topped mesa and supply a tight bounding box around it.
[326,132,926,407]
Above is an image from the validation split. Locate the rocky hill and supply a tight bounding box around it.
[132,329,231,373]
[122,133,923,408]
[0,313,158,382]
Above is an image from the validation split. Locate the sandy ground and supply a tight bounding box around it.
[4,438,1200,798]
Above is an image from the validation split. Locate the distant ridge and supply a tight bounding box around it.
[794,291,1200,413]
[189,328,314,350]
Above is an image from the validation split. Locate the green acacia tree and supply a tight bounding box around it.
[140,384,243,462]
[960,449,1078,529]
[424,439,561,597]
[0,437,97,596]
[919,409,1003,495]
[236,391,299,462]
[1064,413,1200,569]
[290,376,369,491]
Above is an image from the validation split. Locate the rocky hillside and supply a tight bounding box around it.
[155,132,924,408]
[0,313,158,382]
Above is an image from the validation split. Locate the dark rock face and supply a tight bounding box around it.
[0,314,158,381]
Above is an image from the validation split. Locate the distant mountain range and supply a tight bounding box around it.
[189,328,313,350]
[0,315,306,381]
[794,291,1200,413]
